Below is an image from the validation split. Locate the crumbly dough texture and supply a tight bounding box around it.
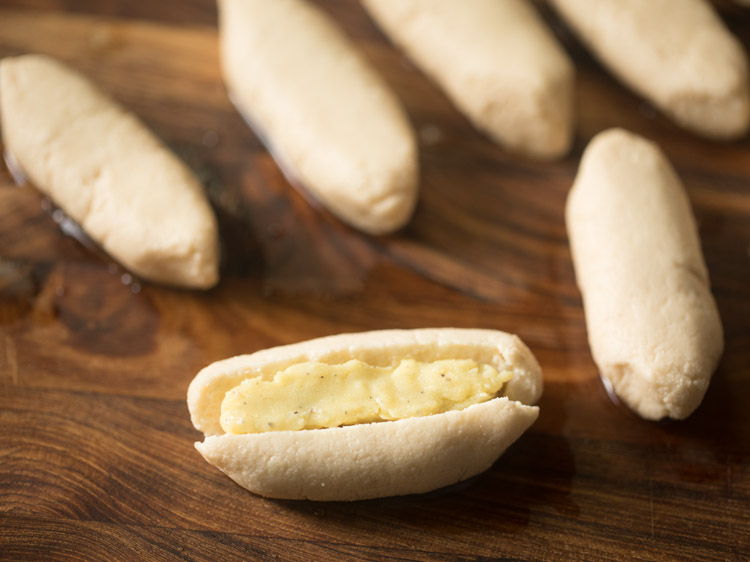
[188,328,543,500]
[361,0,574,159]
[219,0,418,235]
[549,0,750,140]
[566,129,724,420]
[0,55,219,289]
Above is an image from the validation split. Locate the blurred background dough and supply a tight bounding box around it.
[0,54,220,289]
[550,0,750,140]
[362,0,575,159]
[219,0,418,235]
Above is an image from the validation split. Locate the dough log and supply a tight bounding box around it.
[0,55,220,289]
[361,0,575,159]
[219,0,418,235]
[549,0,750,140]
[566,128,724,420]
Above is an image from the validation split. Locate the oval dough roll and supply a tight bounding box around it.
[0,55,220,289]
[361,0,575,159]
[566,128,724,420]
[549,0,750,140]
[219,0,418,235]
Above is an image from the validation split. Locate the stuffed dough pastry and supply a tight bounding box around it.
[187,328,543,501]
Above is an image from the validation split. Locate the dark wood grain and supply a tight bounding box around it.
[1,1,749,561]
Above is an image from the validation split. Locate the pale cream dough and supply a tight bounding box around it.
[566,128,724,420]
[361,0,575,159]
[0,55,220,289]
[219,0,419,235]
[549,0,750,140]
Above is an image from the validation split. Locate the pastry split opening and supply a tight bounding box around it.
[219,358,514,434]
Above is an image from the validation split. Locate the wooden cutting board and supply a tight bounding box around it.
[1,1,748,560]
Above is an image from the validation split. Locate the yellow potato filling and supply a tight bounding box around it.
[220,359,513,434]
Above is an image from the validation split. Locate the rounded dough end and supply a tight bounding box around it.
[668,86,750,141]
[479,65,575,160]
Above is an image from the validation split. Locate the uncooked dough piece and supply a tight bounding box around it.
[361,0,575,159]
[549,0,750,140]
[188,328,543,501]
[219,0,418,235]
[566,128,724,420]
[0,55,219,289]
